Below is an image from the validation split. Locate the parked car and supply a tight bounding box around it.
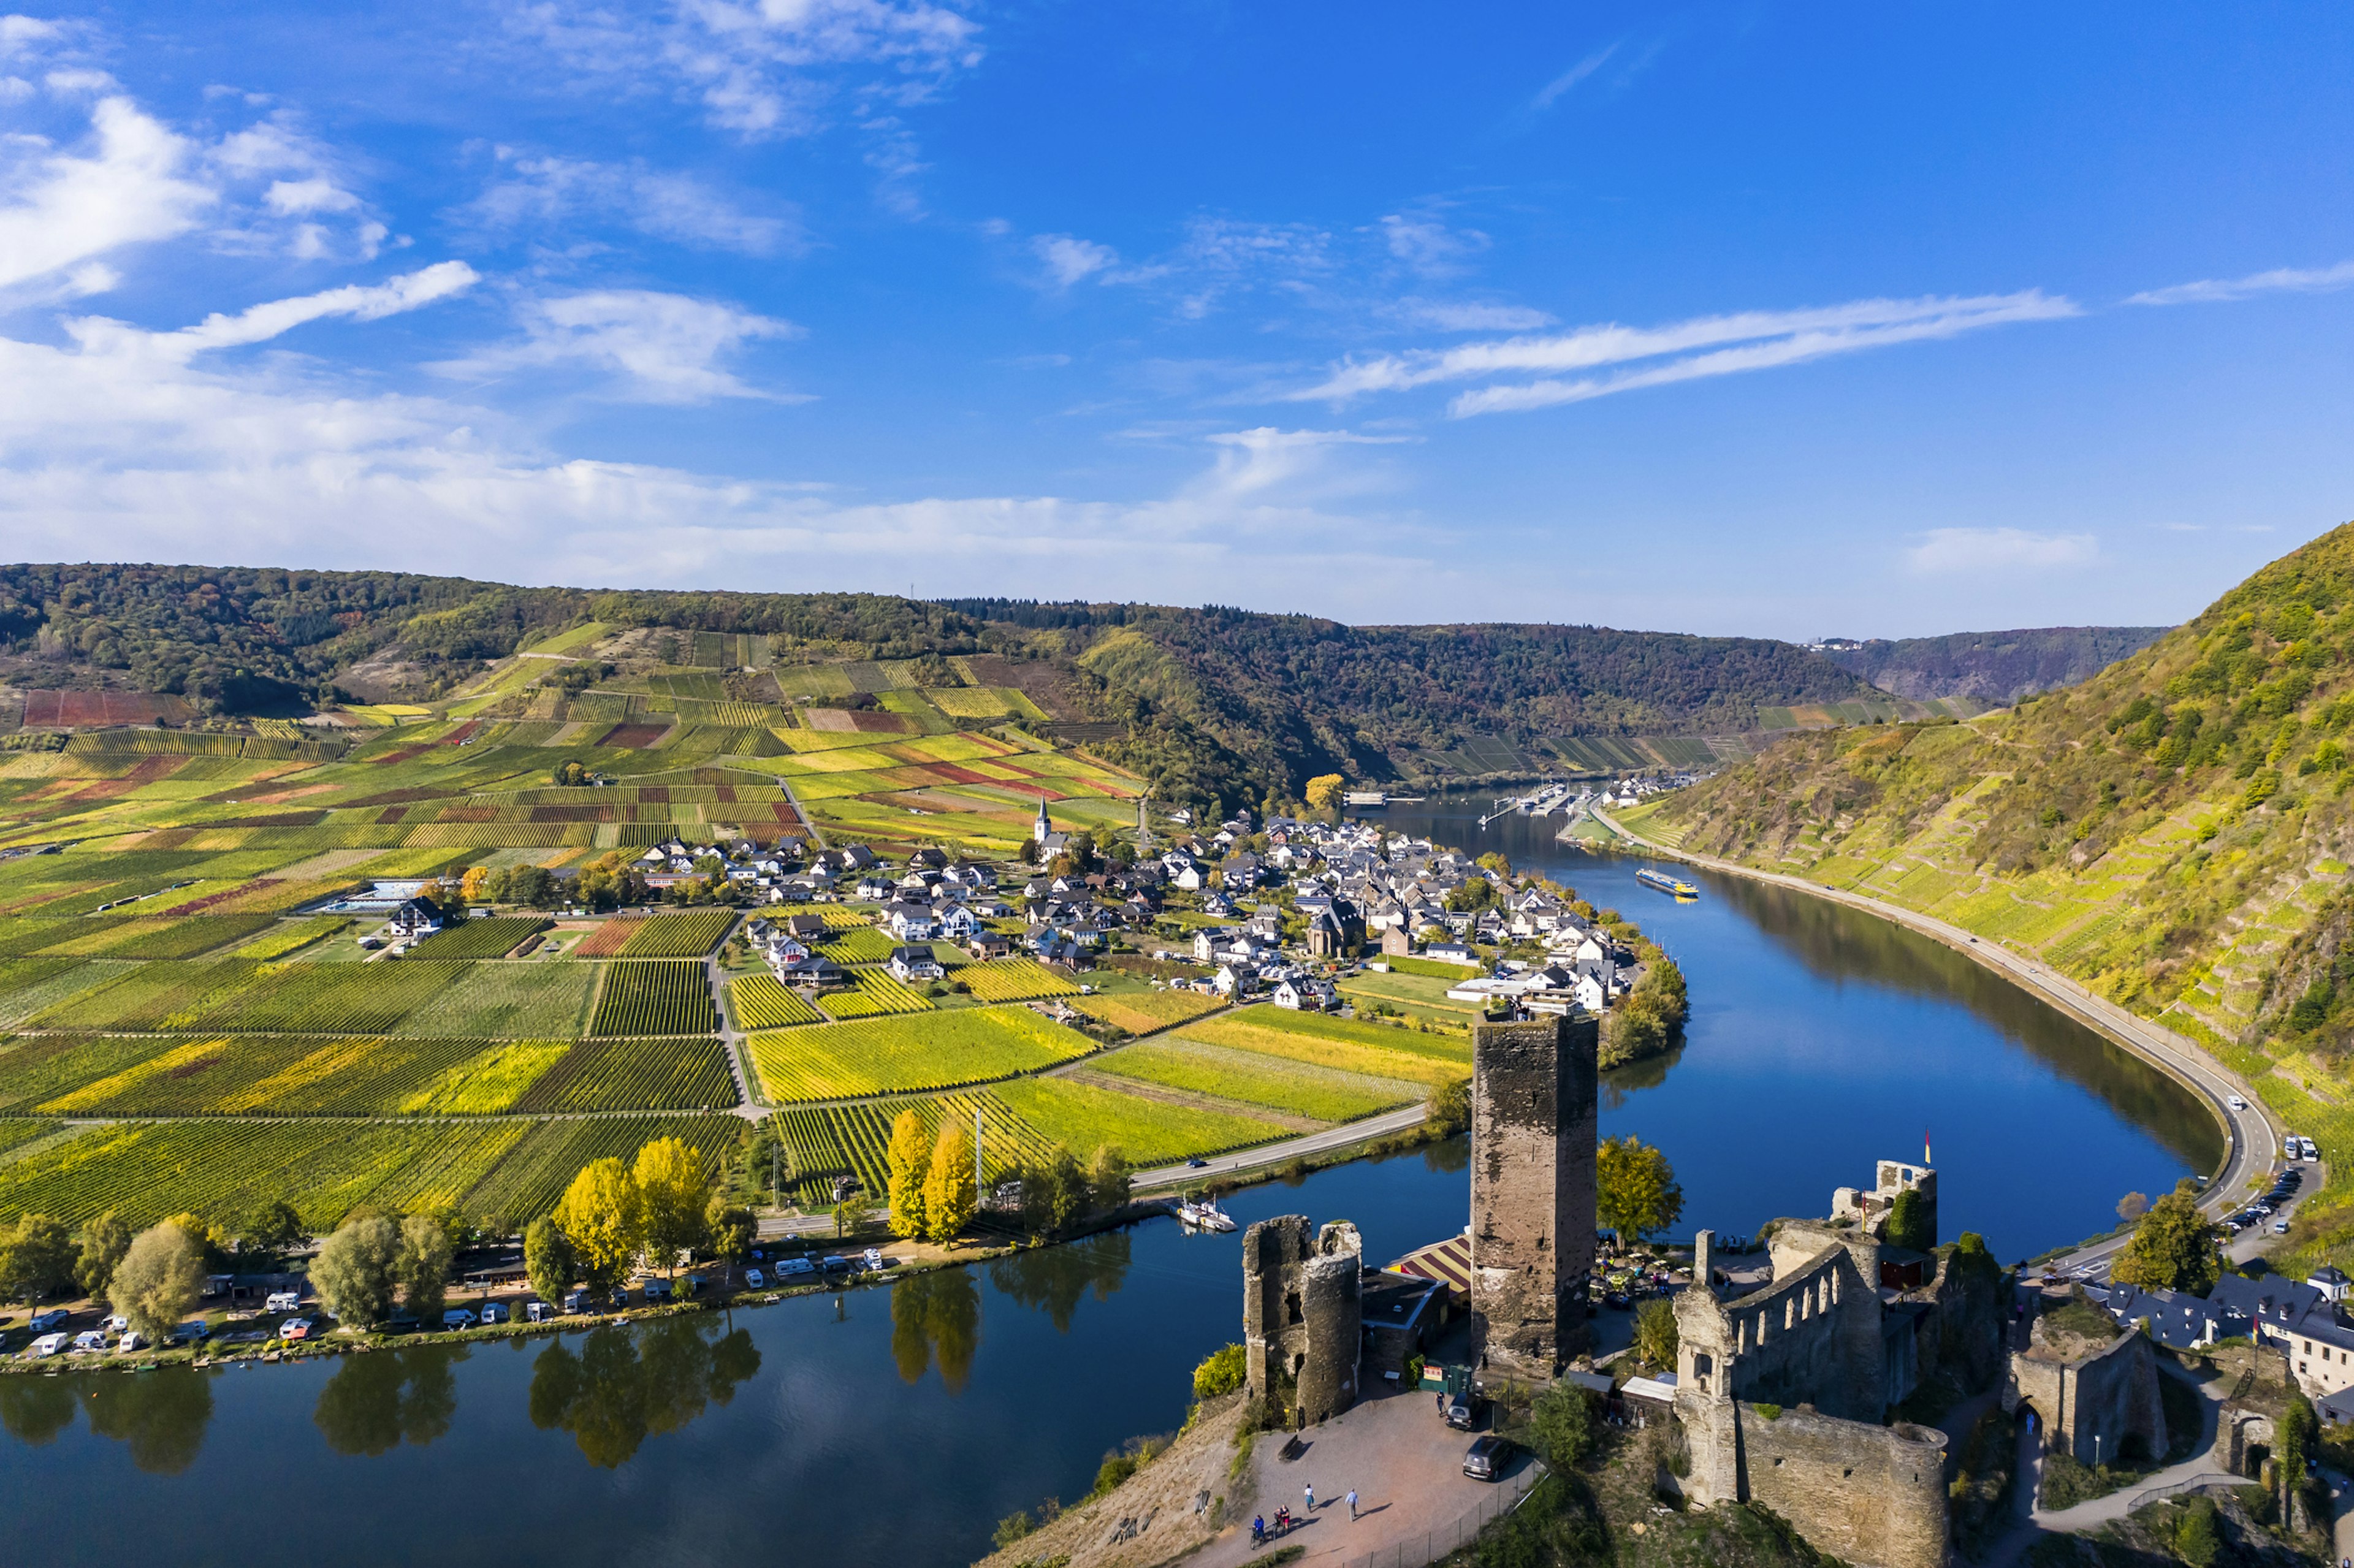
[741,1269,766,1290]
[2274,1220,2293,1234]
[28,1333,66,1359]
[443,1309,476,1329]
[28,1309,69,1333]
[478,1302,508,1325]
[265,1291,302,1314]
[1463,1434,1514,1481]
[1444,1396,1476,1431]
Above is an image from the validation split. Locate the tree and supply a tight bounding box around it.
[885,1110,932,1239]
[554,1158,644,1292]
[1304,774,1344,811]
[923,1121,979,1246]
[1020,1146,1087,1234]
[552,759,590,787]
[1529,1380,1599,1472]
[524,1218,577,1306]
[113,1223,207,1341]
[1426,1076,1472,1136]
[2173,1495,2220,1568]
[1884,1187,1935,1251]
[2111,1179,2220,1294]
[312,1216,400,1330]
[1088,1146,1132,1214]
[1632,1297,1679,1370]
[2116,1192,2150,1223]
[706,1198,756,1277]
[1595,1135,1684,1244]
[240,1198,305,1269]
[395,1215,453,1325]
[74,1211,134,1306]
[634,1137,714,1277]
[0,1214,75,1303]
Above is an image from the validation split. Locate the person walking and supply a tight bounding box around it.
[1347,1488,1359,1521]
[1305,1482,1315,1513]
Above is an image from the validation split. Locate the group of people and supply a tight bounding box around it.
[1250,1485,1360,1547]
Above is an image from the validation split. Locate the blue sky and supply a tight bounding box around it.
[1,2,2350,637]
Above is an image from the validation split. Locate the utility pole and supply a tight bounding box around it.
[975,1105,985,1199]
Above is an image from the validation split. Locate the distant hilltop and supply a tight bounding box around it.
[1809,626,2171,706]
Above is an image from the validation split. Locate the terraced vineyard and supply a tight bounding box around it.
[1177,1007,1473,1087]
[747,1005,1092,1101]
[992,1076,1288,1166]
[1093,1038,1422,1121]
[588,960,718,1036]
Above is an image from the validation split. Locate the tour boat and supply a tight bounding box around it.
[1636,868,1699,899]
[1178,1198,1237,1231]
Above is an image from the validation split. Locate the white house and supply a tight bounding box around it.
[888,945,945,983]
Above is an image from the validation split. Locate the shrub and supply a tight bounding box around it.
[1193,1342,1247,1401]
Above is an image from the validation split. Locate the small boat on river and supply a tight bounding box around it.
[1178,1198,1236,1231]
[1636,868,1699,899]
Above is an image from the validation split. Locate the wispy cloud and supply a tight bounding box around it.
[460,153,800,255]
[1389,299,1553,333]
[1195,426,1409,500]
[131,262,479,359]
[2127,259,2354,307]
[1033,233,1117,287]
[0,94,215,294]
[1532,45,1617,110]
[1906,527,2096,575]
[433,289,799,403]
[1294,291,2078,416]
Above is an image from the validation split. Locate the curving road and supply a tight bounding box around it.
[1590,807,2282,1273]
[1130,1104,1431,1193]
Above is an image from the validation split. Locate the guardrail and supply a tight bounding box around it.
[1325,1468,1548,1568]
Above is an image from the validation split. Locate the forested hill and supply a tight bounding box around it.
[1820,625,2169,704]
[1632,520,2354,1273]
[0,563,1878,809]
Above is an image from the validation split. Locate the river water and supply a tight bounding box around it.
[0,795,2220,1567]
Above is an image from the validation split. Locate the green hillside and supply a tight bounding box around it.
[1637,519,2354,1271]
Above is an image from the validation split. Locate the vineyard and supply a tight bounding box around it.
[1070,989,1224,1035]
[766,1090,1056,1203]
[615,909,738,957]
[229,916,351,960]
[510,1038,737,1112]
[397,1040,571,1113]
[956,959,1080,1003]
[390,960,599,1038]
[727,973,821,1029]
[588,960,719,1036]
[747,1005,1093,1102]
[0,1113,739,1229]
[991,1076,1288,1166]
[1091,1039,1422,1122]
[569,920,641,957]
[814,967,934,1021]
[818,927,896,964]
[195,959,474,1034]
[1175,1011,1471,1088]
[406,917,552,959]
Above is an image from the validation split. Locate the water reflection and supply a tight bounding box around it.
[528,1319,761,1469]
[315,1347,464,1456]
[0,1374,77,1446]
[891,1269,982,1392]
[0,1367,216,1474]
[988,1233,1131,1332]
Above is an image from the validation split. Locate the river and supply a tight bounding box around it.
[0,795,2220,1566]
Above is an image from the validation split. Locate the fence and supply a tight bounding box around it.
[1322,1474,1545,1568]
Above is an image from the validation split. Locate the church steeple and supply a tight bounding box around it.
[1034,798,1051,844]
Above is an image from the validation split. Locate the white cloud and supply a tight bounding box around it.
[1379,213,1488,276]
[112,262,480,359]
[264,177,359,216]
[516,0,983,139]
[1293,290,2078,414]
[0,94,214,293]
[1905,527,2097,575]
[1033,233,1116,287]
[1195,426,1409,500]
[1392,299,1552,332]
[1532,45,1617,110]
[462,153,799,254]
[2127,259,2354,307]
[433,289,799,403]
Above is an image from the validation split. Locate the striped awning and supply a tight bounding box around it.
[1391,1231,1472,1304]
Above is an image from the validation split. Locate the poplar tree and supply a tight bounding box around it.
[886,1110,932,1239]
[634,1137,714,1277]
[555,1158,645,1292]
[924,1122,978,1246]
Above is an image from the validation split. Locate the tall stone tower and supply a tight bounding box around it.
[1241,1216,1365,1426]
[1469,1013,1599,1375]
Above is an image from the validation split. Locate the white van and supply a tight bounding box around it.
[478,1301,508,1325]
[28,1333,66,1358]
[527,1301,555,1323]
[265,1291,302,1314]
[741,1269,765,1290]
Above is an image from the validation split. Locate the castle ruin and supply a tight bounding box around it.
[1469,1014,1598,1376]
[1241,1216,1365,1425]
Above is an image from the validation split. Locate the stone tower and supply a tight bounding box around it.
[1469,1013,1598,1375]
[1241,1216,1365,1425]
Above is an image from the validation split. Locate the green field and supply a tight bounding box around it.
[815,967,934,1020]
[991,1076,1287,1165]
[958,959,1080,1003]
[747,1005,1092,1102]
[406,917,553,959]
[393,959,600,1038]
[727,972,824,1029]
[589,960,718,1036]
[617,909,738,957]
[1092,1038,1422,1122]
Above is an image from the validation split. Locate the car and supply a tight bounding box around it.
[385,1312,420,1335]
[2228,1095,2249,1110]
[1445,1396,1476,1431]
[443,1309,476,1329]
[28,1308,69,1333]
[1463,1434,1514,1481]
[478,1302,508,1325]
[280,1317,314,1341]
[821,1255,853,1274]
[2274,1220,2293,1233]
[741,1269,765,1290]
[27,1332,66,1359]
[1185,1157,1209,1169]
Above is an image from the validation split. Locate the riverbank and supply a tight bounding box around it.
[1586,805,2277,1268]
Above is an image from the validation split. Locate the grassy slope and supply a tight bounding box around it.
[1643,519,2354,1271]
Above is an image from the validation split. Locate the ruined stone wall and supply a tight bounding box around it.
[1737,1404,1949,1568]
[2003,1328,2166,1466]
[1243,1215,1311,1405]
[1297,1223,1363,1423]
[1911,1248,2006,1396]
[1678,1244,1884,1423]
[1469,1014,1597,1375]
[1241,1215,1363,1426]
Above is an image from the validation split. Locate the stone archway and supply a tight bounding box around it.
[2222,1412,2276,1479]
